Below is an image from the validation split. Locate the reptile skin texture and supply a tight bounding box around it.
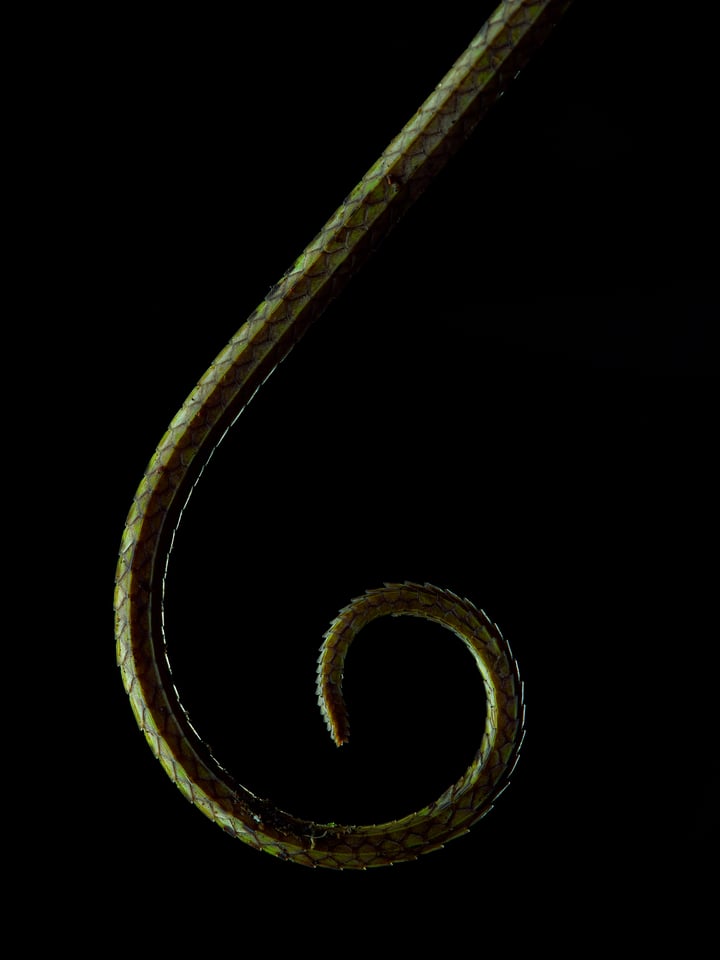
[115,0,572,867]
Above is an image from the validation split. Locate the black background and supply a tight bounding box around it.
[47,1,716,947]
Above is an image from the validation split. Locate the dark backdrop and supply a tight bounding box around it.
[54,2,716,948]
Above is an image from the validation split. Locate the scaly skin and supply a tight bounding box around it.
[115,0,572,868]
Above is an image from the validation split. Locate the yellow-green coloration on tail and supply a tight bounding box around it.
[115,0,572,868]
